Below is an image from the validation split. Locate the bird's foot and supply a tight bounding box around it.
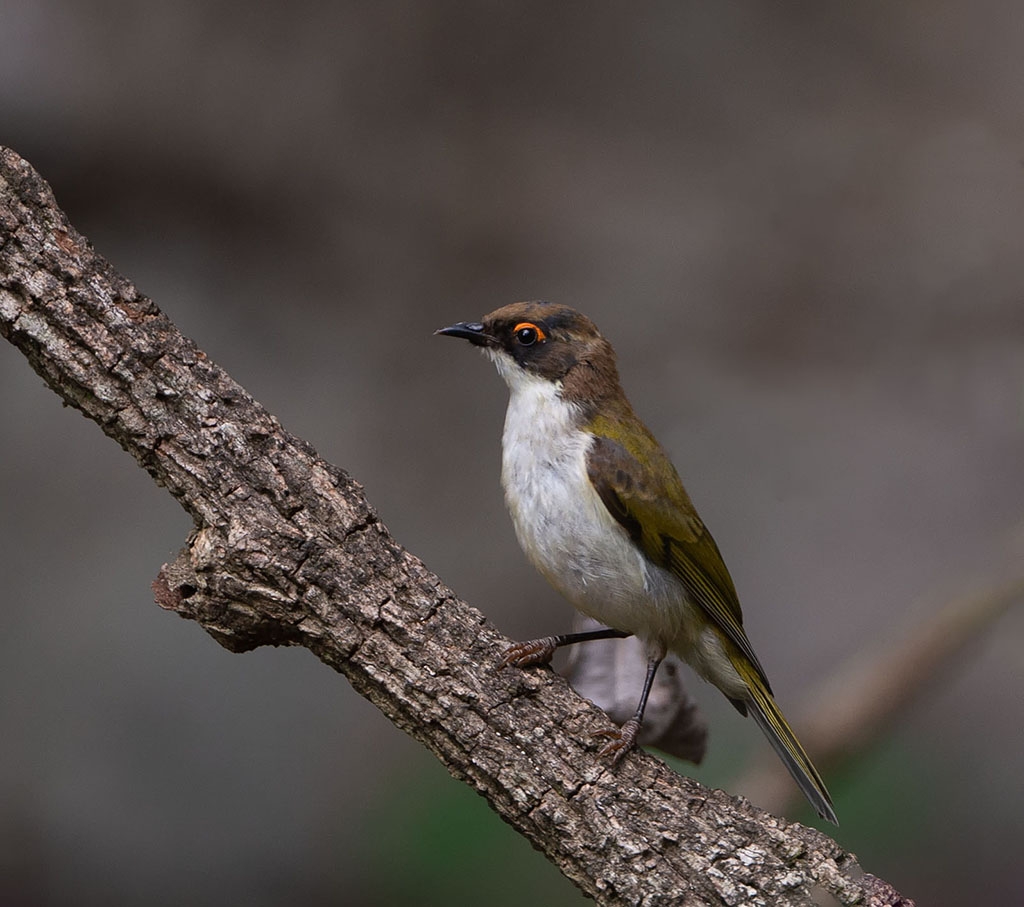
[593,718,642,765]
[500,636,558,668]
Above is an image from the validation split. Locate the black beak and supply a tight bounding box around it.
[435,321,493,347]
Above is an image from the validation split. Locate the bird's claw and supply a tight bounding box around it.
[500,636,558,668]
[593,718,642,765]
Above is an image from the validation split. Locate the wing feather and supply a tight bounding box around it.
[586,433,770,689]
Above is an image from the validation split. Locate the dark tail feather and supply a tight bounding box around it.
[737,661,838,824]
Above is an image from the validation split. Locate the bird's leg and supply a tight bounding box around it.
[500,627,632,668]
[593,649,664,764]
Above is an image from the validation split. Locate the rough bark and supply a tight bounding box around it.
[0,147,913,907]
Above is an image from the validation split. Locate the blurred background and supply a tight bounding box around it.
[2,2,1023,904]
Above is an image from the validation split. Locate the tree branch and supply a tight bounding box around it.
[0,147,913,907]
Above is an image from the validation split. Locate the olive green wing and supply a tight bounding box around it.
[586,433,770,690]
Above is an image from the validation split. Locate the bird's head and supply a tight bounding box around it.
[437,301,620,407]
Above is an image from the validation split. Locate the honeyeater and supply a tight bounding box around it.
[437,301,836,824]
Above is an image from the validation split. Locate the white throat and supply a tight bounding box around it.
[488,348,589,561]
[489,349,583,490]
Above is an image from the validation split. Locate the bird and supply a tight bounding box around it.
[436,301,837,824]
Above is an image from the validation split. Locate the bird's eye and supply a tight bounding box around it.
[513,322,546,346]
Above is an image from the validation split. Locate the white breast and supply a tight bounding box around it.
[493,355,685,643]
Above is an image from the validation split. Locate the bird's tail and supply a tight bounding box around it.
[734,658,838,824]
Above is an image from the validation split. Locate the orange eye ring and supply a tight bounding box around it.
[513,322,546,345]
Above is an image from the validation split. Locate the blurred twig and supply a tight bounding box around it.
[738,556,1024,816]
[0,146,914,907]
[564,615,709,764]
